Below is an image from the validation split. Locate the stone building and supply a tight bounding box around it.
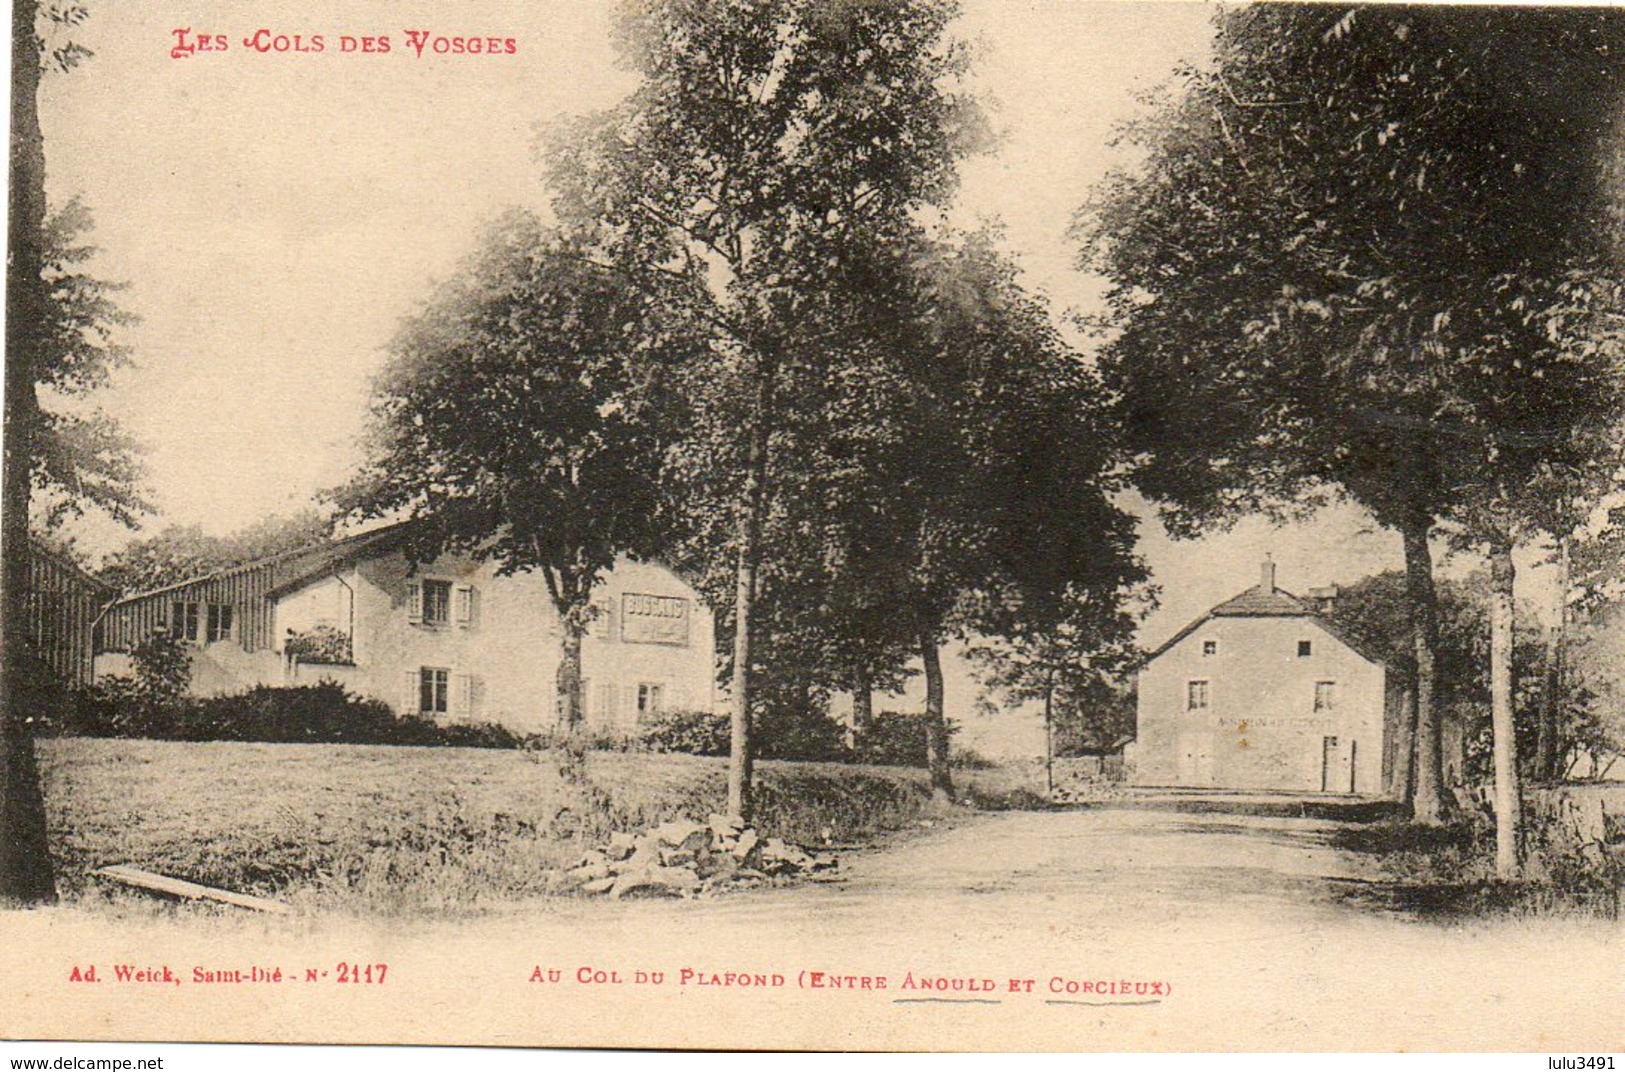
[1128,561,1405,795]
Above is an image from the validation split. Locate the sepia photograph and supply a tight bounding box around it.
[1,0,1621,1055]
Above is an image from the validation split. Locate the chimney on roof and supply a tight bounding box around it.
[1260,557,1276,593]
[1308,585,1339,615]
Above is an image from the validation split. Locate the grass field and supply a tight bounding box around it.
[36,738,1038,915]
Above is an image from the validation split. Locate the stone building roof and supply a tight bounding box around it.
[1145,562,1388,667]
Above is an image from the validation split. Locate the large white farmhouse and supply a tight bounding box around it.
[94,522,717,734]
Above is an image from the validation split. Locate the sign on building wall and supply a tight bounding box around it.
[620,592,689,646]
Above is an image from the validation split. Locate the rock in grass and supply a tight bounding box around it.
[574,815,836,898]
[610,866,700,899]
[731,828,760,860]
[567,861,611,883]
[709,814,745,839]
[655,820,709,849]
[661,847,698,868]
[623,839,663,872]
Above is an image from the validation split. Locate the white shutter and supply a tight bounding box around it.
[402,669,421,715]
[599,682,617,725]
[455,584,475,628]
[406,582,423,624]
[452,673,473,718]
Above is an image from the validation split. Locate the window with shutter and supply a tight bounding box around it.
[421,580,452,625]
[419,667,449,715]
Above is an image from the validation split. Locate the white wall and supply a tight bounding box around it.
[1134,616,1388,794]
[275,553,717,735]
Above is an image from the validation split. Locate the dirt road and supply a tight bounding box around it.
[6,805,1620,1050]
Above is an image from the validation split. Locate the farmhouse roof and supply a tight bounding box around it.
[28,538,117,598]
[1147,580,1387,667]
[108,521,415,606]
[1207,585,1313,617]
[261,522,420,598]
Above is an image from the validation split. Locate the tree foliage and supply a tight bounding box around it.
[1331,569,1575,785]
[336,210,692,728]
[30,197,146,530]
[1080,5,1625,538]
[1077,5,1625,828]
[96,509,333,595]
[541,0,989,814]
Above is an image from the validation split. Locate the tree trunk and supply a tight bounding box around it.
[1537,535,1568,783]
[919,633,952,798]
[727,362,773,821]
[1,0,57,906]
[1401,514,1450,825]
[556,624,585,733]
[1488,536,1524,880]
[850,660,872,740]
[1043,673,1055,800]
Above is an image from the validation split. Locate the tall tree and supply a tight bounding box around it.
[4,0,143,904]
[7,199,146,904]
[1443,271,1625,876]
[337,210,688,731]
[824,231,1146,794]
[967,585,1145,796]
[1,0,55,906]
[1078,4,1625,824]
[543,0,986,817]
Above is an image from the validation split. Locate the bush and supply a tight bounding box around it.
[12,649,103,736]
[852,711,933,766]
[948,745,995,770]
[62,678,536,750]
[636,708,730,756]
[130,630,192,709]
[756,698,850,762]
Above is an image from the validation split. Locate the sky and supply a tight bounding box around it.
[34,0,1560,649]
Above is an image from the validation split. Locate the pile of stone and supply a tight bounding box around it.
[550,814,837,899]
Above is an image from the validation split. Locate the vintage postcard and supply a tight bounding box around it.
[3,0,1623,1054]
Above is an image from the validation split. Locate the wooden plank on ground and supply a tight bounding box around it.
[93,864,293,915]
